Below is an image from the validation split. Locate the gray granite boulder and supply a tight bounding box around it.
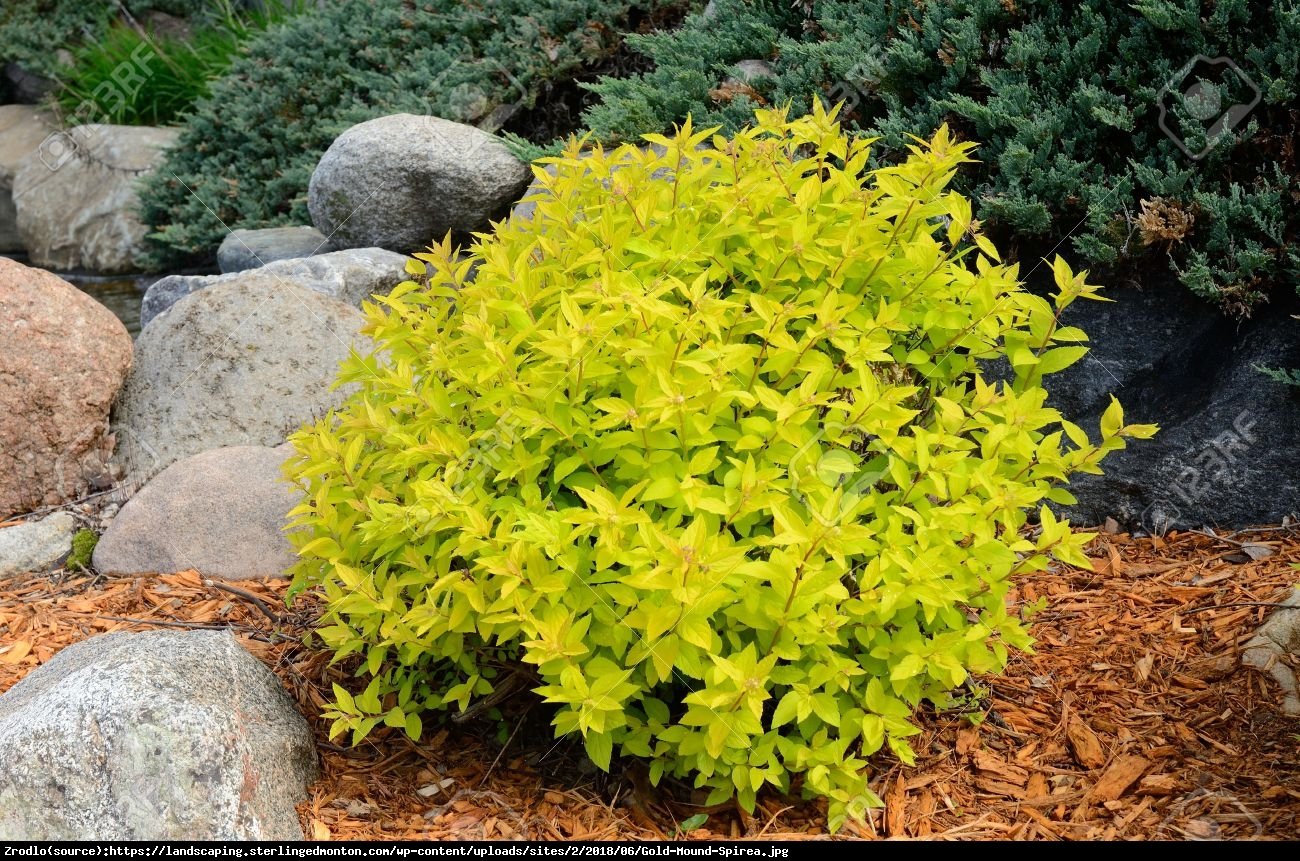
[0,105,55,252]
[94,444,298,580]
[0,629,317,840]
[111,278,369,482]
[11,124,178,273]
[0,512,77,579]
[141,246,408,330]
[308,113,531,253]
[217,226,329,274]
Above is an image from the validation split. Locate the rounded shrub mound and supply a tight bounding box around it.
[285,105,1155,828]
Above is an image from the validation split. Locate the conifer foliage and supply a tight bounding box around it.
[584,0,1300,314]
[137,0,680,269]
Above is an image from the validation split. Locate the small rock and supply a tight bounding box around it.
[729,60,774,84]
[94,445,299,580]
[217,226,330,274]
[141,246,408,329]
[1241,587,1300,716]
[509,161,565,226]
[308,113,532,253]
[139,10,191,40]
[2,63,55,106]
[0,629,317,839]
[111,278,369,482]
[0,512,77,579]
[12,124,179,273]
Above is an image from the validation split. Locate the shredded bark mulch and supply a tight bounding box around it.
[1,525,1297,840]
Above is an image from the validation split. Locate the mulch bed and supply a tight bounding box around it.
[1,525,1297,840]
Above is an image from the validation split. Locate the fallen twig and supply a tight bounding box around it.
[203,578,281,625]
[480,707,532,787]
[93,615,282,643]
[1180,602,1300,615]
[451,669,531,724]
[95,615,226,630]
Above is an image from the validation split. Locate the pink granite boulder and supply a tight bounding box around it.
[0,257,132,517]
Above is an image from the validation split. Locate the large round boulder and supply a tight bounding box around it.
[11,124,178,273]
[307,113,531,253]
[0,629,317,840]
[110,278,369,483]
[0,258,133,518]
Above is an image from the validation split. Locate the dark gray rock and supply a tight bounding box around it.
[3,63,54,105]
[308,114,532,253]
[1031,274,1300,530]
[217,226,329,274]
[0,629,316,839]
[141,246,408,329]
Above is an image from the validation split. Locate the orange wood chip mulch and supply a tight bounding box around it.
[1,526,1298,840]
